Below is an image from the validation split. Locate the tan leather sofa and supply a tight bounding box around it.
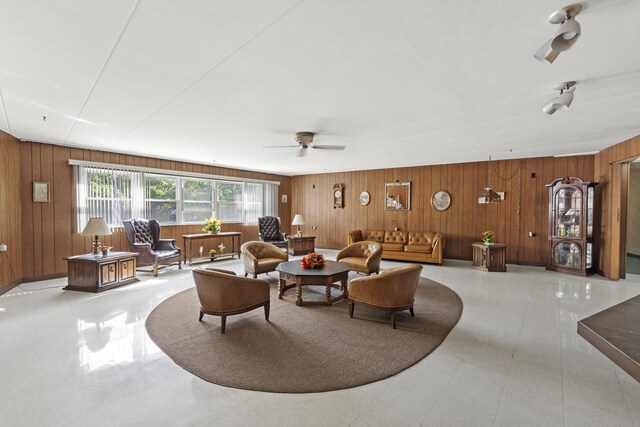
[347,229,444,265]
[192,268,270,334]
[241,241,288,278]
[336,241,383,275]
[347,264,423,328]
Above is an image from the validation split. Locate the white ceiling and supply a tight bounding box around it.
[1,0,640,176]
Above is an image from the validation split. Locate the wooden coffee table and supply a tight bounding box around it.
[276,260,350,306]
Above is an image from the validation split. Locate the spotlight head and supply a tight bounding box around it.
[534,3,583,63]
[542,82,576,115]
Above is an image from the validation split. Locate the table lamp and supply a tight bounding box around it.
[81,217,112,255]
[291,214,305,237]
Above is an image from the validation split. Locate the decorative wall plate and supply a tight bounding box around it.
[359,191,370,206]
[431,190,451,212]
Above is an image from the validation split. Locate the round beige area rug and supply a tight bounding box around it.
[146,276,462,393]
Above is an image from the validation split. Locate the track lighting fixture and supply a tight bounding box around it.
[534,3,582,64]
[542,81,576,115]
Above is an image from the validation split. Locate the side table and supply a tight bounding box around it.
[63,251,140,292]
[472,242,507,272]
[287,235,316,256]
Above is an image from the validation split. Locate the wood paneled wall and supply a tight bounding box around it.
[0,131,22,293]
[18,141,291,282]
[291,156,594,265]
[594,135,640,279]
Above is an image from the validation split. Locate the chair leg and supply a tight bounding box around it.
[153,263,159,277]
[221,315,226,334]
[410,306,415,317]
[244,273,248,277]
[391,312,397,329]
[253,273,257,279]
[178,259,182,270]
[264,301,270,322]
[199,310,204,321]
[349,300,355,318]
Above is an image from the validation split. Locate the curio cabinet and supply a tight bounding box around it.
[546,177,598,276]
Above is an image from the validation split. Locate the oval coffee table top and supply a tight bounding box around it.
[276,260,350,277]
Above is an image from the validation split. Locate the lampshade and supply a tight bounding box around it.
[81,217,112,236]
[291,214,305,226]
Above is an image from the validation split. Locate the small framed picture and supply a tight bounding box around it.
[281,194,288,203]
[33,181,50,203]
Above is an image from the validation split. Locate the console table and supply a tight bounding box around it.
[182,232,242,265]
[63,252,139,292]
[287,235,316,256]
[472,242,507,272]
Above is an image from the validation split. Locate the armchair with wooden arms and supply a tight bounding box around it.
[257,216,288,249]
[123,218,181,277]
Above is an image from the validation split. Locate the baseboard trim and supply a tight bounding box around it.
[0,279,22,296]
[627,252,640,259]
[20,272,67,283]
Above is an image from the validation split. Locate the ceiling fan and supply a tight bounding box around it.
[268,132,346,157]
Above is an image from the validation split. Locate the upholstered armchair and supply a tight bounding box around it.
[347,264,423,329]
[192,268,270,334]
[241,241,288,278]
[258,216,287,249]
[336,241,383,275]
[123,218,181,277]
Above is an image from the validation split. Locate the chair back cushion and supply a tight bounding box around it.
[348,264,422,308]
[258,216,282,241]
[192,268,270,313]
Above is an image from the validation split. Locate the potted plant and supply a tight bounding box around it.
[482,231,495,245]
[202,217,221,234]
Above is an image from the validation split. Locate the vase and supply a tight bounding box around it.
[482,239,493,245]
[101,249,110,256]
[207,231,212,234]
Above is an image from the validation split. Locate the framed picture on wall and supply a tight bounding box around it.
[33,181,50,203]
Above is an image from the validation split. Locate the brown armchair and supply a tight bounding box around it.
[336,241,383,275]
[123,218,181,277]
[192,268,270,334]
[347,264,423,329]
[241,241,288,278]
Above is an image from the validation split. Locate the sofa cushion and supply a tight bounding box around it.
[384,230,408,244]
[382,242,405,252]
[408,232,437,245]
[405,244,433,254]
[364,230,385,243]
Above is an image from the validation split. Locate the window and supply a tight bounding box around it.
[216,181,243,222]
[182,179,214,223]
[244,182,264,225]
[145,175,178,224]
[73,163,278,230]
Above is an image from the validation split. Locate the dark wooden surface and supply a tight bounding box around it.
[182,232,242,264]
[286,235,316,256]
[578,294,640,382]
[472,242,507,272]
[276,260,350,306]
[0,132,21,294]
[63,251,139,292]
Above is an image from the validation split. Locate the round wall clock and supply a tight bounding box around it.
[431,190,451,212]
[359,191,370,206]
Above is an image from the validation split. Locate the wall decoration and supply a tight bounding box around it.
[333,183,344,209]
[359,191,370,206]
[281,194,288,203]
[385,181,411,210]
[431,190,451,211]
[478,191,504,204]
[33,181,50,203]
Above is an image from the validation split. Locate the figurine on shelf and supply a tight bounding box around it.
[218,243,225,256]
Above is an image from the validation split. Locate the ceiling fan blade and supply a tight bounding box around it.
[297,148,307,157]
[265,145,299,148]
[310,144,345,150]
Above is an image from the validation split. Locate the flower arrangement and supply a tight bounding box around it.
[202,217,221,233]
[99,245,112,256]
[209,249,216,260]
[482,230,495,245]
[301,252,326,269]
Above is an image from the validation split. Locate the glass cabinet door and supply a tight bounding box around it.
[554,188,582,237]
[553,241,581,268]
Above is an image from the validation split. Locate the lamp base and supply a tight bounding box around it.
[92,236,101,255]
